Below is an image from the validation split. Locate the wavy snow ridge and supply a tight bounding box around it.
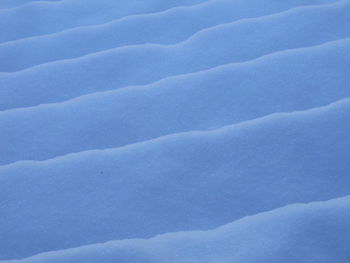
[1,0,350,110]
[1,38,350,165]
[0,0,208,43]
[1,98,350,258]
[3,195,350,263]
[0,0,339,72]
[0,0,350,261]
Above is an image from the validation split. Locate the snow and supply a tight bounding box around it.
[0,0,349,261]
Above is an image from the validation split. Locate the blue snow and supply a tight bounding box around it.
[0,0,350,262]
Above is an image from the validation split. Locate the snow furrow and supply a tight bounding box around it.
[0,0,340,72]
[1,0,349,111]
[0,98,349,259]
[1,38,350,165]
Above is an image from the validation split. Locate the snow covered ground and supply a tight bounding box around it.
[0,0,349,262]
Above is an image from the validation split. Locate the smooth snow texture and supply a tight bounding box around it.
[0,0,59,9]
[0,0,339,72]
[1,0,349,110]
[0,0,208,43]
[3,195,350,263]
[1,99,350,258]
[0,38,350,165]
[1,0,350,261]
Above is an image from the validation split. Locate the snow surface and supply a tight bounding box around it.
[0,0,350,262]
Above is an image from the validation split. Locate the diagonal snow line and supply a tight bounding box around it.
[1,36,349,114]
[0,0,341,71]
[0,0,213,43]
[0,97,349,170]
[0,0,347,75]
[3,194,350,262]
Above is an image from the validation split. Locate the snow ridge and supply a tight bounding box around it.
[0,0,350,261]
